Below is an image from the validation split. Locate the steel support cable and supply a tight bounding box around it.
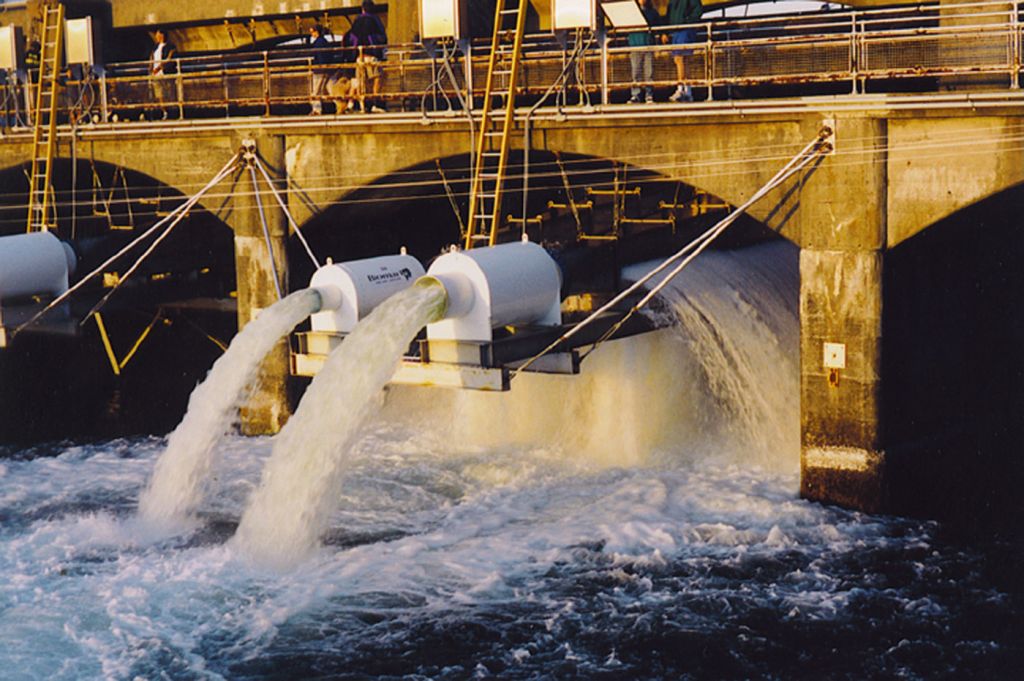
[2,130,1022,226]
[436,159,466,237]
[424,38,477,234]
[419,39,465,115]
[248,162,284,301]
[11,152,242,338]
[6,123,1024,212]
[233,135,1024,209]
[511,130,832,379]
[5,123,1024,224]
[577,144,833,358]
[253,156,320,269]
[82,156,243,320]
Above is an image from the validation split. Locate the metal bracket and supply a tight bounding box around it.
[820,118,836,154]
[241,138,257,165]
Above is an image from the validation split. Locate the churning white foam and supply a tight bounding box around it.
[231,280,448,567]
[384,241,800,474]
[137,288,322,532]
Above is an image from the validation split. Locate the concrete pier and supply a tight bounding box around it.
[797,117,888,512]
[229,135,292,435]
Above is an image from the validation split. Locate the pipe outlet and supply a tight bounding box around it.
[423,272,475,320]
[311,284,344,313]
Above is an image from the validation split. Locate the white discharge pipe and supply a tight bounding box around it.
[0,231,77,300]
[308,253,426,334]
[423,240,562,343]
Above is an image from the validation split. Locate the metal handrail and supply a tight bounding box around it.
[3,0,1021,127]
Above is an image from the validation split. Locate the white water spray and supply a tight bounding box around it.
[138,288,322,530]
[386,242,800,472]
[232,279,448,566]
[630,241,800,467]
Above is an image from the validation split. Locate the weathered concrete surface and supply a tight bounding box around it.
[796,116,889,512]
[1,106,1020,251]
[887,115,1024,247]
[799,249,885,512]
[284,124,473,226]
[229,134,292,435]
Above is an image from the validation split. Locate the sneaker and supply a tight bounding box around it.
[370,105,386,113]
[669,86,693,103]
[645,94,654,104]
[627,96,641,104]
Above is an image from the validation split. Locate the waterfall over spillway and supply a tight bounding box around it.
[383,241,800,473]
[138,288,322,531]
[627,240,801,468]
[232,279,448,567]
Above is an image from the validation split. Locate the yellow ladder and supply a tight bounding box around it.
[26,2,65,233]
[464,0,528,249]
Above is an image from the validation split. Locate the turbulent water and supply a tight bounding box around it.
[138,288,322,532]
[0,243,1020,679]
[233,280,448,567]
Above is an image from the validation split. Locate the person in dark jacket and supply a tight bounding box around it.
[308,24,332,114]
[345,0,387,112]
[665,0,703,102]
[627,0,661,103]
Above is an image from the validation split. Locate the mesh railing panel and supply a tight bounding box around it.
[861,31,1012,73]
[713,39,851,82]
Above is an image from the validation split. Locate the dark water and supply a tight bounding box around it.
[0,433,1021,681]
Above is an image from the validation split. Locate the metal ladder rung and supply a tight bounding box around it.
[26,2,64,233]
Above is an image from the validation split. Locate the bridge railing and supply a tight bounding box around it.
[4,0,1021,125]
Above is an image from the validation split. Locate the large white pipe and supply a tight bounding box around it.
[308,253,426,333]
[424,241,562,343]
[0,232,77,301]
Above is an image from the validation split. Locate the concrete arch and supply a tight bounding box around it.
[283,148,783,287]
[279,118,824,256]
[0,157,236,297]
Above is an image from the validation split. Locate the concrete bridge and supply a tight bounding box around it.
[0,1,1021,530]
[2,91,1021,528]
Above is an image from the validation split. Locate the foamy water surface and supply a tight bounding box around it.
[0,245,1019,679]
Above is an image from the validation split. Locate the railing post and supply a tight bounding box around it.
[263,51,271,115]
[1012,0,1021,88]
[705,23,714,102]
[850,10,859,94]
[99,71,108,122]
[175,59,184,119]
[600,26,609,106]
[463,39,474,112]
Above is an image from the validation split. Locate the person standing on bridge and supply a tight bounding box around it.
[665,0,703,102]
[345,0,388,113]
[627,0,661,104]
[149,29,176,120]
[308,24,334,115]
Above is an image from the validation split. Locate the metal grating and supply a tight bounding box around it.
[862,32,1012,73]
